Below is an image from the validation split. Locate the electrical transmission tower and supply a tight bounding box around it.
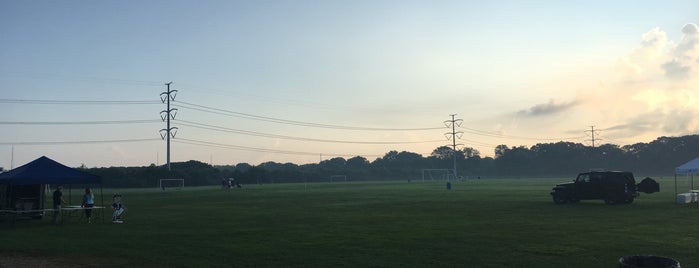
[160,82,178,171]
[585,125,601,148]
[444,114,463,180]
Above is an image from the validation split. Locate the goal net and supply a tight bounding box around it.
[329,175,347,182]
[421,169,456,182]
[159,179,184,190]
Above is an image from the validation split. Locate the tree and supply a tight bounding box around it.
[346,156,369,169]
[248,165,267,184]
[494,145,509,158]
[319,157,346,170]
[431,146,453,160]
[83,134,699,186]
[461,147,480,158]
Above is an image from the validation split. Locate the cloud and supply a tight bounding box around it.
[684,23,699,35]
[601,23,699,142]
[640,27,668,49]
[602,111,668,142]
[662,108,698,133]
[661,59,691,79]
[619,24,699,81]
[517,99,580,117]
[662,23,699,80]
[495,24,698,149]
[604,123,653,135]
[676,23,698,58]
[602,106,699,140]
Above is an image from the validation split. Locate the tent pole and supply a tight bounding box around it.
[674,173,677,203]
[7,185,12,210]
[100,184,104,223]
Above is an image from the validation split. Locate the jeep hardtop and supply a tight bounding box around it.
[550,171,659,205]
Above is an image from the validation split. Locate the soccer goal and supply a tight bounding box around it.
[421,169,456,182]
[329,175,347,182]
[159,179,184,190]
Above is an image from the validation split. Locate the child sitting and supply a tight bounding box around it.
[112,194,127,223]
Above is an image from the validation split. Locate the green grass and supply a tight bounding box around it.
[1,178,697,267]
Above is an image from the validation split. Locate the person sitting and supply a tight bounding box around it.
[111,194,127,223]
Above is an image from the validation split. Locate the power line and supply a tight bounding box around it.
[458,138,500,148]
[600,136,624,145]
[0,138,160,146]
[0,98,443,131]
[0,72,163,86]
[0,120,160,125]
[174,138,382,158]
[458,125,586,141]
[174,100,446,131]
[180,85,400,114]
[176,120,444,145]
[0,99,159,105]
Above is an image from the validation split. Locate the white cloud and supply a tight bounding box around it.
[661,23,699,80]
[622,24,699,85]
[599,24,699,142]
[640,27,668,51]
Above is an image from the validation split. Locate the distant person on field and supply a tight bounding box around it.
[111,194,127,223]
[221,178,227,190]
[82,187,95,223]
[52,185,66,224]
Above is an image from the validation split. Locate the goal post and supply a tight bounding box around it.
[329,175,347,182]
[421,169,456,182]
[159,179,184,190]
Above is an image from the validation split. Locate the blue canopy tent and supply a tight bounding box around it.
[0,156,102,220]
[674,157,699,198]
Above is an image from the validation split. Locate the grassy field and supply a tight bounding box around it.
[1,177,697,267]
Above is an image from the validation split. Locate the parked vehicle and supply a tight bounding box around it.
[550,171,659,205]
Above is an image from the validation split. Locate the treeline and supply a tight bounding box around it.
[86,135,699,187]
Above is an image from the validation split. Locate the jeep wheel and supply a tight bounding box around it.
[604,194,618,205]
[553,194,567,204]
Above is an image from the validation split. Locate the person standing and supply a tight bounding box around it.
[52,185,65,224]
[82,187,95,223]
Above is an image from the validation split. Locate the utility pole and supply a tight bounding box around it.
[444,114,463,180]
[586,126,600,148]
[160,82,178,171]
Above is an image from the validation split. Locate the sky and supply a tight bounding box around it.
[1,0,698,168]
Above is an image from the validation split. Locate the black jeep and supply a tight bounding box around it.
[550,171,659,205]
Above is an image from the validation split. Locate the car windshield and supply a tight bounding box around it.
[576,174,590,183]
